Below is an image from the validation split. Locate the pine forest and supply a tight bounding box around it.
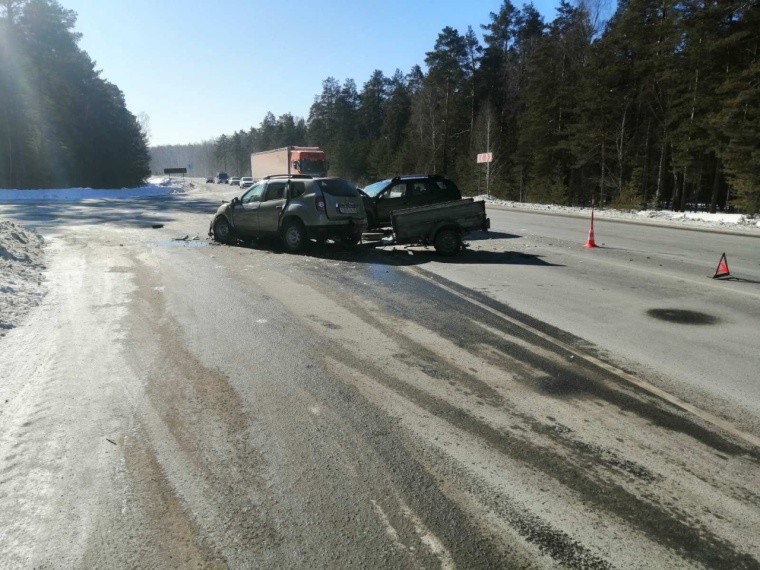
[203,0,758,214]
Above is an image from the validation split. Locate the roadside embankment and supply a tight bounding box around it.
[0,219,46,335]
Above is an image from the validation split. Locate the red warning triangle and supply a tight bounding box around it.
[713,253,730,279]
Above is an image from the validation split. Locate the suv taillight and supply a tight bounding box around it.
[315,195,326,212]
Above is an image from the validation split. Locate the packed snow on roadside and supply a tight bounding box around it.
[0,219,46,336]
[0,178,193,334]
[0,176,187,201]
[473,195,760,232]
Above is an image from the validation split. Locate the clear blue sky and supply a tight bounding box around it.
[62,0,566,146]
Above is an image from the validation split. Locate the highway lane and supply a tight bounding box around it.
[1,187,759,568]
[417,205,760,434]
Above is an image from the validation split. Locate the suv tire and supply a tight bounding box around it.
[213,217,233,244]
[282,219,306,253]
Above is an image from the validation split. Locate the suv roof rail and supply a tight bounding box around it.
[262,174,313,180]
[403,174,444,179]
[388,174,446,182]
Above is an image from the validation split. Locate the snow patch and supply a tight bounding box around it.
[0,177,186,201]
[472,196,760,232]
[0,219,46,334]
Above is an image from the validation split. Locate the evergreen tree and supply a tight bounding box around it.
[1,0,149,189]
[517,1,592,203]
[376,69,412,179]
[424,26,469,175]
[714,0,760,214]
[307,77,341,149]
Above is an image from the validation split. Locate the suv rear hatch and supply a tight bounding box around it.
[316,179,365,220]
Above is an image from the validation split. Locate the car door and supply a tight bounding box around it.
[375,181,411,224]
[234,182,265,234]
[257,180,288,234]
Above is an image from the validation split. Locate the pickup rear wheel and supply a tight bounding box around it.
[213,217,233,244]
[434,229,460,256]
[282,220,306,253]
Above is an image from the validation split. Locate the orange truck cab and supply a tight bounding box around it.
[251,146,329,179]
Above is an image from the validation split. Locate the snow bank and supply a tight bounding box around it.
[0,177,186,201]
[0,219,46,335]
[473,196,760,232]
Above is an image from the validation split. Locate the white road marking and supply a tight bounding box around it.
[400,502,456,570]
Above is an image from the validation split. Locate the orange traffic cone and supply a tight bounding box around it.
[713,253,730,279]
[584,210,597,248]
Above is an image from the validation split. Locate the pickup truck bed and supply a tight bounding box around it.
[363,198,489,255]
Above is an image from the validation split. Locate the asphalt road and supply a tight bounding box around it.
[0,183,758,569]
[423,205,760,433]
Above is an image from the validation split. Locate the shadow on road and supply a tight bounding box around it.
[466,230,520,240]
[230,238,562,268]
[713,276,760,285]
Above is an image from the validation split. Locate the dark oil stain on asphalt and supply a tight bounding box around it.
[534,373,588,397]
[398,269,755,458]
[297,255,755,459]
[306,314,343,330]
[319,347,601,569]
[275,251,760,565]
[647,308,719,325]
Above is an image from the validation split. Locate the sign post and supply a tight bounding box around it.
[477,153,493,199]
[164,167,187,185]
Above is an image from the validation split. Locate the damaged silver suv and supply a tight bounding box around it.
[210,175,366,252]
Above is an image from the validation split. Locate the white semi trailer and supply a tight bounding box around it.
[250,146,328,180]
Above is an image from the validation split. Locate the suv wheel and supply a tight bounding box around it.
[213,217,233,244]
[282,220,306,252]
[434,228,460,256]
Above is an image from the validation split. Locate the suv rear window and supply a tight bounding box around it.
[439,179,459,193]
[290,181,306,197]
[317,179,360,197]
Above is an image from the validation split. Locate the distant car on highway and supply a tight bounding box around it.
[359,174,462,229]
[240,176,254,190]
[229,177,241,186]
[205,176,214,183]
[215,172,229,184]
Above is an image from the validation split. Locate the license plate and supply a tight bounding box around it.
[339,207,358,214]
